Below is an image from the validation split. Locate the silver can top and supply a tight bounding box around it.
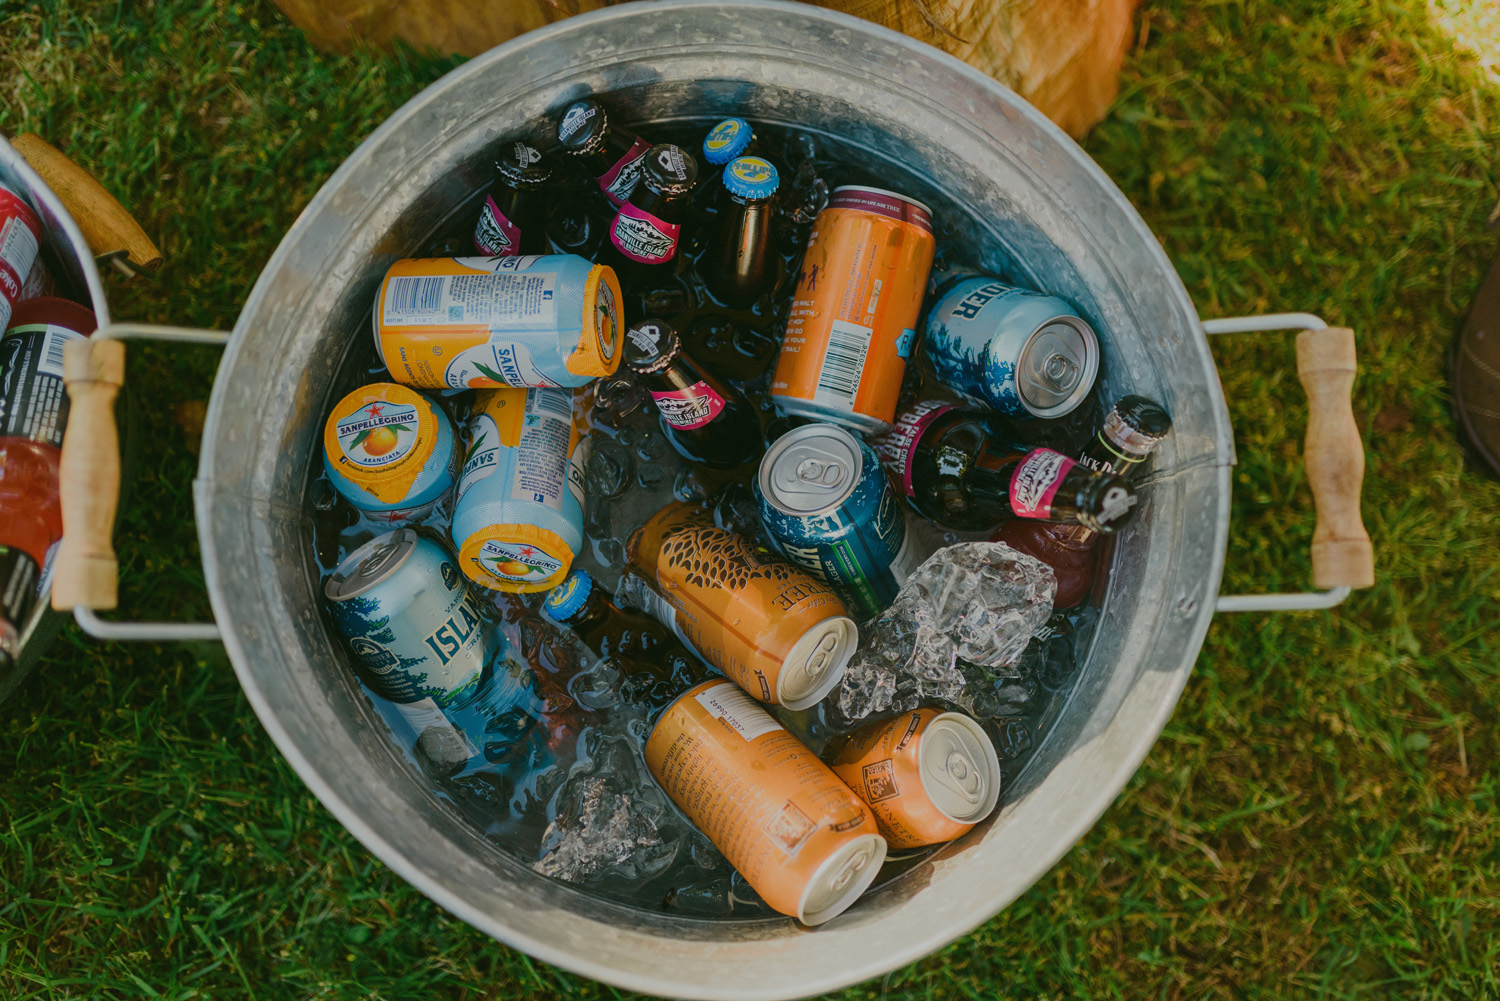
[325,528,418,601]
[917,712,1002,825]
[1017,316,1100,417]
[798,831,887,926]
[758,423,863,517]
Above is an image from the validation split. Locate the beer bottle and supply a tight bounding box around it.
[623,317,760,469]
[541,568,684,662]
[703,156,779,307]
[545,204,602,260]
[472,141,553,257]
[556,98,652,210]
[874,404,1137,533]
[605,144,697,291]
[993,395,1170,608]
[692,117,757,218]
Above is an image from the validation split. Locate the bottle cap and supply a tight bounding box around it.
[702,118,754,165]
[565,264,625,379]
[557,99,607,155]
[542,570,595,625]
[641,144,697,196]
[722,156,779,201]
[494,141,553,188]
[1076,472,1138,534]
[623,318,681,374]
[1102,395,1172,455]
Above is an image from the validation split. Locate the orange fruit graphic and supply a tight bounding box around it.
[363,426,399,456]
[496,560,535,576]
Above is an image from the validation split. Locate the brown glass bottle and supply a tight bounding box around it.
[556,98,652,210]
[873,403,1137,533]
[623,317,760,469]
[992,395,1171,607]
[472,141,553,256]
[703,156,779,307]
[604,144,697,291]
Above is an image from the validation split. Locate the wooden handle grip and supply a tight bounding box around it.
[1296,327,1374,589]
[51,338,126,612]
[10,133,163,272]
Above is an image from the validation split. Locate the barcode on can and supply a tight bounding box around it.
[528,388,573,422]
[392,698,479,756]
[386,276,446,317]
[812,319,872,411]
[38,327,83,380]
[695,682,782,742]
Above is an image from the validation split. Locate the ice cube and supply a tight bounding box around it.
[835,542,1056,722]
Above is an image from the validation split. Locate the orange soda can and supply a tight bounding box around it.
[646,679,887,924]
[627,506,857,710]
[830,707,1001,849]
[770,186,936,432]
[374,254,622,390]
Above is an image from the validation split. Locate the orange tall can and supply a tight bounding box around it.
[830,707,1001,849]
[646,679,887,924]
[627,505,857,710]
[770,186,936,433]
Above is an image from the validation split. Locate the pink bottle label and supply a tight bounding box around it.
[650,382,726,430]
[597,137,652,208]
[610,202,680,264]
[871,401,954,499]
[1009,448,1076,519]
[473,195,522,256]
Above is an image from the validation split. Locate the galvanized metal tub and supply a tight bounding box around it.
[66,0,1357,996]
[0,135,113,703]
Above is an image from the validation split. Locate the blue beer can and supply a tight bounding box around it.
[754,423,914,620]
[923,277,1100,419]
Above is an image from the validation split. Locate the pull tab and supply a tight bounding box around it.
[1042,351,1078,390]
[936,750,984,804]
[796,456,845,486]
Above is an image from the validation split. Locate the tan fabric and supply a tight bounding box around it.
[271,0,1135,137]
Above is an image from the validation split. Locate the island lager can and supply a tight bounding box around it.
[450,387,587,593]
[374,254,623,390]
[923,277,1099,419]
[770,186,935,433]
[628,519,856,710]
[322,382,458,521]
[324,529,492,709]
[756,423,915,621]
[830,707,1001,849]
[646,679,887,925]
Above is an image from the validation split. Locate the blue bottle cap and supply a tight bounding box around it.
[542,570,594,624]
[722,156,779,201]
[702,118,753,165]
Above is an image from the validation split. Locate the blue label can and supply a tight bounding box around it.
[755,423,915,620]
[324,528,493,708]
[923,277,1099,419]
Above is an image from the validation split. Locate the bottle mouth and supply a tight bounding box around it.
[1077,474,1138,534]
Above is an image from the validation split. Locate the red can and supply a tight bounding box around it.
[0,184,44,331]
[769,186,935,433]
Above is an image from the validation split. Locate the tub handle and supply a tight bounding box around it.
[52,324,230,641]
[1204,313,1375,613]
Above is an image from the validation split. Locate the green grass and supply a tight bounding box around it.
[2,0,1498,997]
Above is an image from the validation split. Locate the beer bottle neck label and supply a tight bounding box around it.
[597,137,653,207]
[870,401,953,500]
[650,381,727,430]
[473,195,522,256]
[1008,448,1075,519]
[611,202,681,264]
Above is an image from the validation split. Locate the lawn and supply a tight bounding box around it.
[2,0,1498,998]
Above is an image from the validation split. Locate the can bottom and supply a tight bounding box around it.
[798,832,887,926]
[777,616,857,711]
[772,395,891,435]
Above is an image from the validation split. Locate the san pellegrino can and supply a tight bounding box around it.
[645,679,887,925]
[374,254,623,390]
[322,382,457,520]
[756,423,914,620]
[923,276,1099,419]
[829,707,1001,849]
[324,529,492,709]
[450,387,587,593]
[770,186,935,432]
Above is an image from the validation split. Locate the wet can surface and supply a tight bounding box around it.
[628,508,856,710]
[0,297,98,449]
[770,186,935,432]
[923,277,1099,419]
[0,184,41,331]
[324,529,493,709]
[450,387,587,593]
[322,382,458,520]
[645,679,887,924]
[374,254,623,390]
[830,707,1001,849]
[756,423,913,620]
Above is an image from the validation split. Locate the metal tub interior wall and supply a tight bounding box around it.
[196,2,1234,998]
